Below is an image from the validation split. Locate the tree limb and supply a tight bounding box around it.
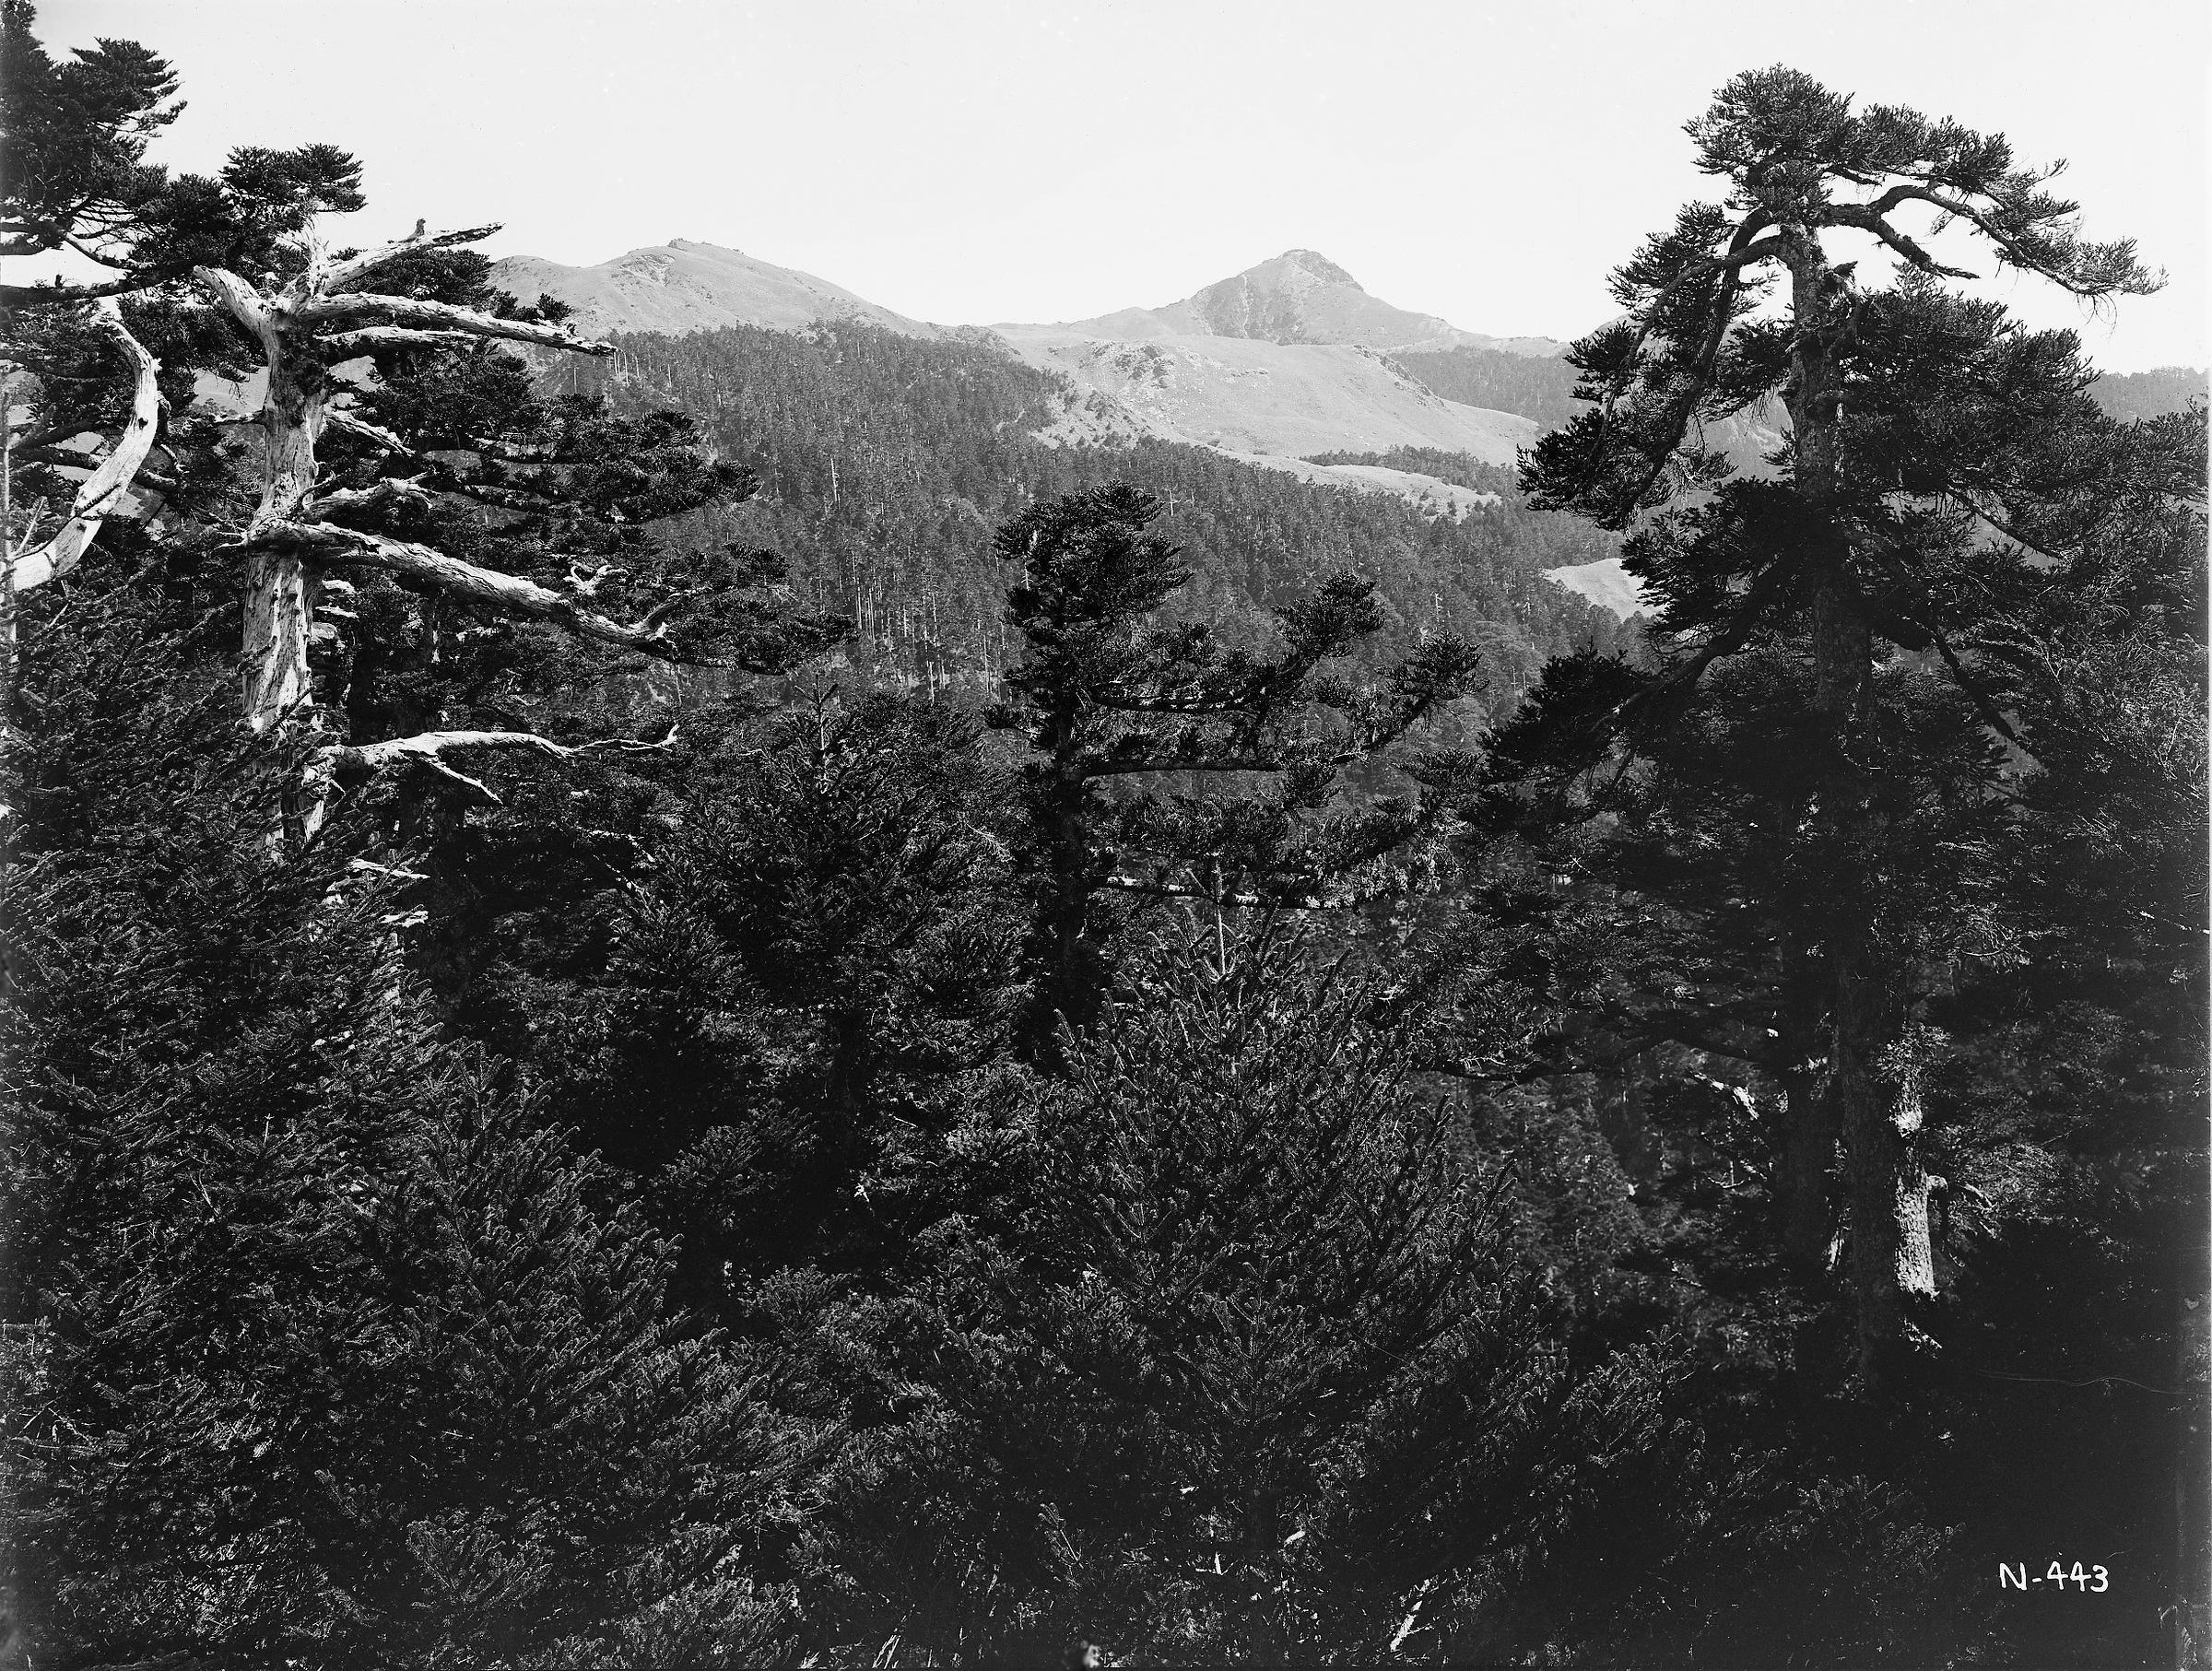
[0,273,155,306]
[1926,620,2032,752]
[322,222,504,294]
[323,406,428,457]
[246,521,690,658]
[1618,552,1801,725]
[320,327,484,356]
[192,265,272,341]
[3,301,162,594]
[300,291,610,356]
[1823,203,1976,279]
[309,476,433,522]
[312,725,678,813]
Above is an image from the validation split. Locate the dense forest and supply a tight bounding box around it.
[568,324,1636,718]
[1,11,2206,1669]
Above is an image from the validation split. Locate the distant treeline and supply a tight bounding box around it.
[1392,344,1584,429]
[2090,365,2209,424]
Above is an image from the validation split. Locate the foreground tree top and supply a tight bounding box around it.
[1524,65,2161,529]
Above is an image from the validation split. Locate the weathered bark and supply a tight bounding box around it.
[252,520,694,658]
[197,254,325,743]
[1837,991,1938,1381]
[190,214,612,841]
[0,301,162,595]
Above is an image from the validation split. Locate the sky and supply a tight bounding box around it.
[37,0,2212,371]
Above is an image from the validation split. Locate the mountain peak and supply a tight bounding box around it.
[1274,249,1361,288]
[1039,249,1552,356]
[486,240,939,340]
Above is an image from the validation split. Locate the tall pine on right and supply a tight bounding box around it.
[1516,67,2194,1394]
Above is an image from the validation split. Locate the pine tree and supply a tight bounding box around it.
[509,688,1029,1293]
[0,551,832,1665]
[807,925,1684,1662]
[1516,67,2165,1392]
[989,482,1479,1034]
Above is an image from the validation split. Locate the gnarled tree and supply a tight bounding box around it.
[1518,67,2163,1392]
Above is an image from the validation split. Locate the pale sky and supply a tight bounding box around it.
[37,0,2212,371]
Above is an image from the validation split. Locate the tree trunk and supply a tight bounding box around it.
[1036,695,1101,1039]
[1782,228,1936,1394]
[1836,982,1937,1384]
[235,282,329,737]
[1777,1066,1840,1267]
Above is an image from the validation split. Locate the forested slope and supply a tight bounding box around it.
[570,322,1636,716]
[5,15,2205,1665]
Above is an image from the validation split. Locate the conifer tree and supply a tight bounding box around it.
[1516,67,2167,1390]
[989,482,1479,1031]
[814,926,1670,1663]
[522,689,1029,1291]
[0,550,831,1666]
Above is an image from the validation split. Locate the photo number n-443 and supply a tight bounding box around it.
[1999,1561,2109,1592]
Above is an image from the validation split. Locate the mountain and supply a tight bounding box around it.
[1044,248,1560,357]
[489,240,943,340]
[498,240,1552,504]
[1008,330,1538,465]
[493,238,1639,619]
[574,320,1636,715]
[990,249,1549,468]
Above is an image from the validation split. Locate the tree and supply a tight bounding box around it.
[988,482,1479,1033]
[0,552,830,1667]
[523,689,1029,1292]
[807,925,1674,1663]
[1518,66,2166,1391]
[3,118,828,847]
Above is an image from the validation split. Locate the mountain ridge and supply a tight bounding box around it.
[1034,247,1561,357]
[492,241,1551,509]
[490,240,944,341]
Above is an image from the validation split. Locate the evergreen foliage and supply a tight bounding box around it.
[1,13,2202,1663]
[593,324,1630,704]
[0,559,829,1667]
[984,482,1479,1031]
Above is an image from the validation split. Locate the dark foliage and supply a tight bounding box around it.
[2,15,2202,1665]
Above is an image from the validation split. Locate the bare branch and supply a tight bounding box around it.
[309,476,433,521]
[320,327,484,356]
[1099,873,1266,908]
[322,222,503,294]
[312,724,680,807]
[246,521,688,658]
[3,301,162,594]
[300,291,611,356]
[324,406,427,457]
[193,265,272,341]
